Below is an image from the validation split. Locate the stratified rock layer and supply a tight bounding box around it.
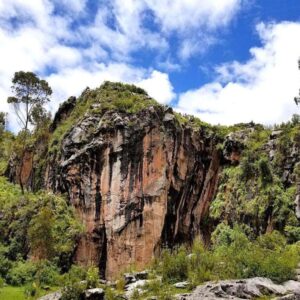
[46,106,221,278]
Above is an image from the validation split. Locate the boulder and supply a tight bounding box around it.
[84,288,105,300]
[38,291,62,300]
[125,279,148,298]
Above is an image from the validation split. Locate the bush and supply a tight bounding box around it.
[152,227,299,288]
[34,260,61,287]
[86,266,99,289]
[0,244,11,280]
[7,261,36,286]
[211,227,298,283]
[258,157,273,186]
[188,240,215,286]
[24,282,38,298]
[62,265,87,285]
[61,281,86,300]
[159,246,188,283]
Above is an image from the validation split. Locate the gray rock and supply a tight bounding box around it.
[84,288,105,300]
[163,113,175,122]
[275,295,300,300]
[174,281,189,289]
[181,278,300,300]
[135,270,149,280]
[125,279,148,298]
[124,273,137,284]
[38,291,62,300]
[270,130,282,139]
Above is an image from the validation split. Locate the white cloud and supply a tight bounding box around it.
[138,71,175,104]
[144,0,243,33]
[177,22,300,125]
[0,0,246,130]
[46,63,145,112]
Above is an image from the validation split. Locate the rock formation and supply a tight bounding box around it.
[180,277,300,300]
[45,89,222,278]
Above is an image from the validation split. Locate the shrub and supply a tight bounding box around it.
[0,244,11,280]
[7,260,37,286]
[159,246,189,283]
[24,282,38,298]
[86,266,99,289]
[28,206,55,260]
[61,281,86,300]
[258,157,273,186]
[62,265,87,285]
[34,260,61,287]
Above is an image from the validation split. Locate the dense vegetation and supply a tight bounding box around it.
[0,176,85,298]
[210,119,300,240]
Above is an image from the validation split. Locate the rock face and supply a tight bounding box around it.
[46,105,221,278]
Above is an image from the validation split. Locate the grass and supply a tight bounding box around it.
[0,286,26,300]
[0,285,59,300]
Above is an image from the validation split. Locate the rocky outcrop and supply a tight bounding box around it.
[46,105,221,278]
[50,96,77,132]
[180,278,300,300]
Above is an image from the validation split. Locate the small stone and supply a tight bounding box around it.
[134,270,149,280]
[124,273,137,284]
[174,281,189,289]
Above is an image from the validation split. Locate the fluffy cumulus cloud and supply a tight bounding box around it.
[177,22,300,125]
[137,71,175,104]
[0,0,244,127]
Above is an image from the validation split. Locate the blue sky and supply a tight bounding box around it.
[1,0,300,128]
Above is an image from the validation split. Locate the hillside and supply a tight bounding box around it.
[1,82,300,299]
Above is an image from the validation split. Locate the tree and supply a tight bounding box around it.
[7,72,52,193]
[7,71,52,132]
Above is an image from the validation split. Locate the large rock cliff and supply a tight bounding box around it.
[45,83,223,278]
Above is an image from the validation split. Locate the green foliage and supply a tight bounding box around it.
[0,131,14,175]
[0,243,12,279]
[140,279,176,300]
[61,281,86,300]
[0,177,82,284]
[7,260,37,286]
[7,71,52,132]
[60,266,100,300]
[61,264,87,284]
[210,133,298,235]
[284,225,300,243]
[188,240,215,286]
[0,112,5,132]
[24,281,38,298]
[158,246,189,283]
[86,266,100,289]
[34,260,60,287]
[151,228,299,289]
[28,207,55,260]
[258,157,273,186]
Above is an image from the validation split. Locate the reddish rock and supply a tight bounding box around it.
[46,107,222,279]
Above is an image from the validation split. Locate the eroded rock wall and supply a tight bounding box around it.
[46,107,221,278]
